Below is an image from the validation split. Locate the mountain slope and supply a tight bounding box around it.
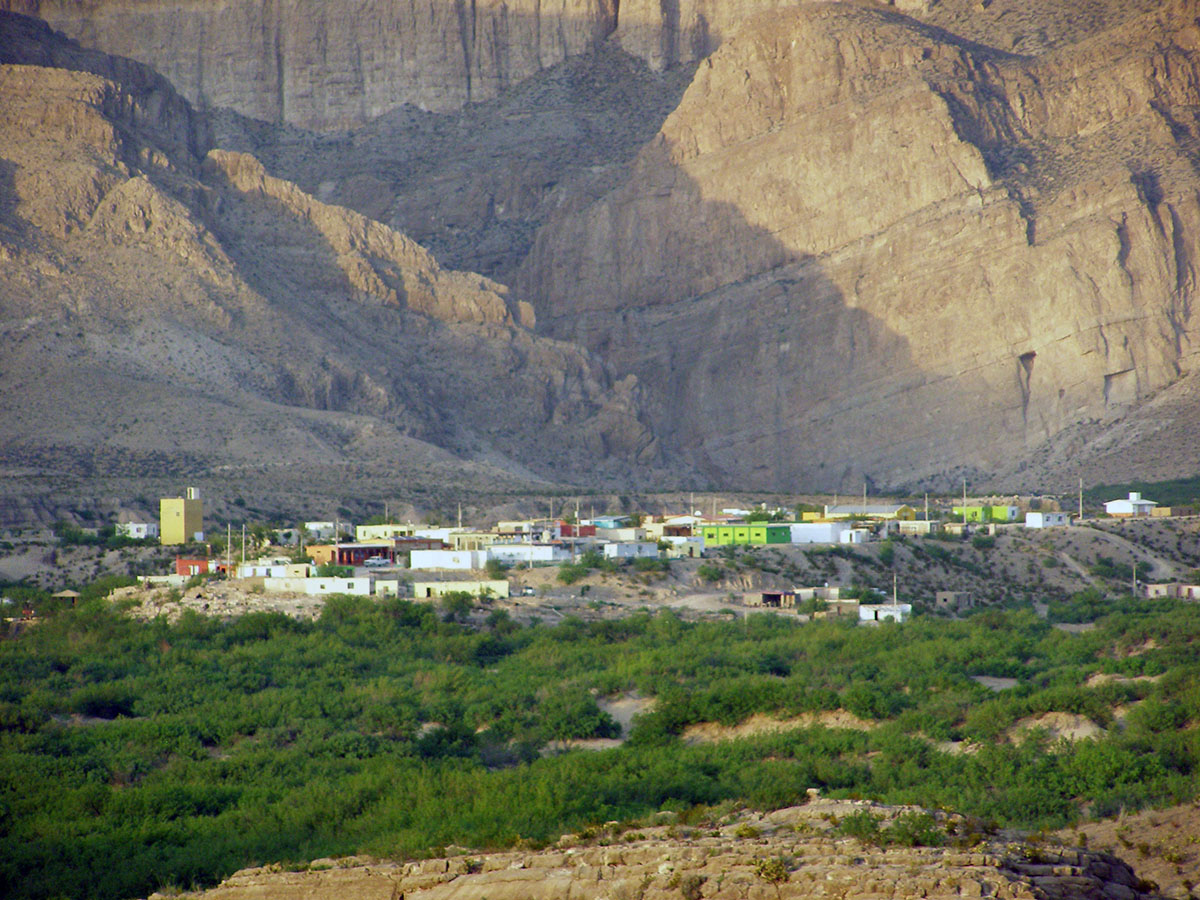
[0,14,659,504]
[5,3,1200,499]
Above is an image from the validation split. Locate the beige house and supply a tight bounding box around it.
[411,580,510,600]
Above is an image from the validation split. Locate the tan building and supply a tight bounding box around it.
[160,487,203,545]
[412,580,510,600]
[356,523,416,541]
[449,531,503,551]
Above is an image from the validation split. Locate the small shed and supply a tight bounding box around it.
[52,589,80,607]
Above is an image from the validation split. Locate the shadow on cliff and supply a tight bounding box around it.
[519,143,927,494]
[210,42,702,286]
[197,160,662,484]
[0,159,23,244]
[0,12,210,168]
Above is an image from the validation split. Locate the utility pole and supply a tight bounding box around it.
[962,479,967,527]
[241,523,246,564]
[862,482,867,515]
[227,523,231,576]
[924,492,929,520]
[457,502,462,529]
[893,571,898,605]
[1079,478,1084,521]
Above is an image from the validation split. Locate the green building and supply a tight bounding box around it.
[952,505,1018,523]
[701,524,792,546]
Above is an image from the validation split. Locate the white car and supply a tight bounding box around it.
[363,556,390,567]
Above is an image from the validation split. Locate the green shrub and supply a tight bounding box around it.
[887,812,944,847]
[837,809,883,844]
[558,563,588,585]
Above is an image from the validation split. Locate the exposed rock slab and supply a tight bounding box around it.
[168,801,1157,900]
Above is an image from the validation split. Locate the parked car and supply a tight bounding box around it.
[364,556,390,567]
[521,586,536,596]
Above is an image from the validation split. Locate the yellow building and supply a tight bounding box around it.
[160,487,203,545]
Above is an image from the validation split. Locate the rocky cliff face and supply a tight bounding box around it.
[2,0,618,127]
[519,0,1200,490]
[0,14,658,492]
[167,801,1156,900]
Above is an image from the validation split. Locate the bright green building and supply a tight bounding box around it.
[701,524,792,546]
[952,505,1018,523]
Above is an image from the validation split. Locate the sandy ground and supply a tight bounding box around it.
[1007,711,1105,743]
[971,675,1020,691]
[681,710,875,744]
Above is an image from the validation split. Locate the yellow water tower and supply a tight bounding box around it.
[160,487,204,545]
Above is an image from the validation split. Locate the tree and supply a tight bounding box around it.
[484,558,508,580]
[558,563,587,585]
[440,591,474,622]
[753,857,790,899]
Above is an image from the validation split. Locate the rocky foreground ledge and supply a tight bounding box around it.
[164,801,1157,900]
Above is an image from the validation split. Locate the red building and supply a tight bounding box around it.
[333,537,443,566]
[558,522,597,538]
[175,556,210,576]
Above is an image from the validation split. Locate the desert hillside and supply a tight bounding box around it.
[2,1,1200,510]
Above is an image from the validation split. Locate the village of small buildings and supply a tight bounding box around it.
[6,483,1200,632]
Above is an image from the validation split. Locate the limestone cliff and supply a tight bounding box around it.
[1,0,1169,132]
[0,14,658,491]
[1,0,618,127]
[520,0,1200,490]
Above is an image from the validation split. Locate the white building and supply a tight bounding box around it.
[602,541,660,560]
[262,576,372,596]
[237,561,311,579]
[304,521,338,540]
[409,549,489,571]
[487,543,571,566]
[1025,511,1070,528]
[1105,492,1158,517]
[595,526,645,542]
[789,522,851,544]
[662,535,705,558]
[116,522,159,540]
[841,529,869,544]
[413,526,459,543]
[859,603,912,623]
